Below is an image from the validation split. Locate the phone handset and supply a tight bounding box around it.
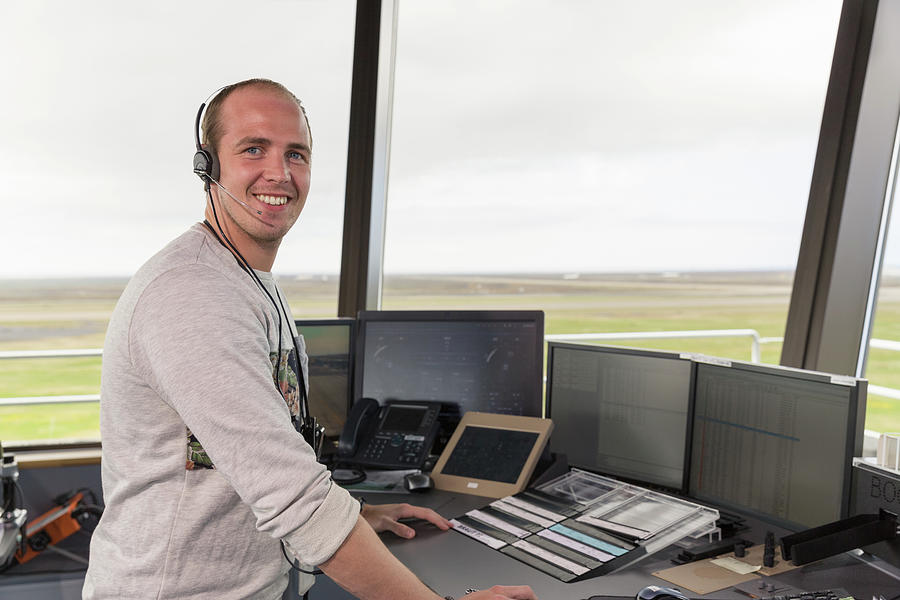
[337,397,380,459]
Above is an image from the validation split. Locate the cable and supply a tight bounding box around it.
[205,188,282,318]
[71,503,104,536]
[274,285,310,423]
[2,477,25,515]
[203,190,285,384]
[13,480,28,557]
[205,190,320,576]
[330,465,366,486]
[280,539,321,575]
[1,485,9,515]
[75,487,100,507]
[52,487,100,508]
[203,190,316,447]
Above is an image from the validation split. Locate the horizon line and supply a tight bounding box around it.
[0,268,810,282]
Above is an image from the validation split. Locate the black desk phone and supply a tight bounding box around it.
[337,398,442,469]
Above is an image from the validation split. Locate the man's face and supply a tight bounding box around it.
[213,86,311,246]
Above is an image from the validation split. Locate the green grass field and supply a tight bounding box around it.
[2,273,899,442]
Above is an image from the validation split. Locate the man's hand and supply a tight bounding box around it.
[464,585,538,599]
[360,502,451,539]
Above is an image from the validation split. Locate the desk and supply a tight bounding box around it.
[313,490,900,600]
[2,490,899,600]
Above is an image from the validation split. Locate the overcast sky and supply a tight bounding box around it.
[2,0,866,278]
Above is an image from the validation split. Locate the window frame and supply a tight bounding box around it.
[782,0,900,378]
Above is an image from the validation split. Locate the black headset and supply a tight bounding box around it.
[192,93,221,190]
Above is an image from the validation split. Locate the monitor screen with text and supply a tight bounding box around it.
[688,361,865,529]
[546,343,694,491]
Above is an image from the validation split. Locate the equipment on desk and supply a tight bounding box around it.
[1,444,26,572]
[404,471,434,492]
[688,359,866,530]
[450,468,720,582]
[431,412,553,498]
[336,398,442,470]
[582,588,692,600]
[0,472,103,571]
[671,537,754,565]
[758,587,855,600]
[762,531,777,568]
[546,343,694,492]
[779,509,898,566]
[635,585,690,600]
[545,343,868,532]
[850,458,900,568]
[294,318,355,440]
[354,310,545,420]
[14,491,100,565]
[329,310,545,485]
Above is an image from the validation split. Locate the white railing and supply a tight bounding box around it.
[1,330,767,408]
[0,394,100,407]
[2,333,900,409]
[545,329,766,362]
[0,349,102,407]
[0,349,102,359]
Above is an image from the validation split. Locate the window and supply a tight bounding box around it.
[864,132,900,434]
[0,0,355,443]
[382,1,841,365]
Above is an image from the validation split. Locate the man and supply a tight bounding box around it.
[83,78,537,600]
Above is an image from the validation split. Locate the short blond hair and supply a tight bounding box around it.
[201,78,312,155]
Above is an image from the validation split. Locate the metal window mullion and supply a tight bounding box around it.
[857,107,900,376]
[366,0,398,310]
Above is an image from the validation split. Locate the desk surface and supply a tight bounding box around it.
[315,490,900,600]
[3,488,899,600]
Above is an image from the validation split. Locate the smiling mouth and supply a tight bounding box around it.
[254,194,289,206]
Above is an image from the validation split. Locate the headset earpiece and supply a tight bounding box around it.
[192,146,219,190]
[192,100,220,190]
[193,148,211,178]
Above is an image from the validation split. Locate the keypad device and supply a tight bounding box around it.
[760,588,855,600]
[354,401,442,469]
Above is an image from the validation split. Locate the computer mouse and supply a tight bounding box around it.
[404,472,433,492]
[635,585,690,600]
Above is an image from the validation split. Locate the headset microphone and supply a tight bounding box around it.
[207,175,263,216]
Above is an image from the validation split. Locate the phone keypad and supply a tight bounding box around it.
[361,435,427,464]
[354,403,442,469]
[362,436,389,461]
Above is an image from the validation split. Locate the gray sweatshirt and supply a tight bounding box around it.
[83,223,358,599]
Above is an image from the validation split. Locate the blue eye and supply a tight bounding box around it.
[245,147,261,155]
[288,151,306,162]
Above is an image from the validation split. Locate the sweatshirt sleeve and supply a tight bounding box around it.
[128,264,358,566]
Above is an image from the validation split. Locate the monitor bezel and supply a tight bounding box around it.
[545,341,697,494]
[353,310,545,417]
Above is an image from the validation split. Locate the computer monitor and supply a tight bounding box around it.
[545,342,695,491]
[688,360,866,529]
[354,310,544,417]
[295,318,355,437]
